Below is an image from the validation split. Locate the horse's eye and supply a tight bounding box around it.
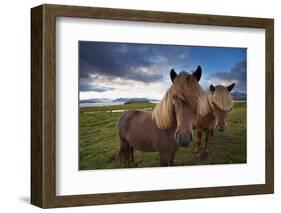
[173,95,179,100]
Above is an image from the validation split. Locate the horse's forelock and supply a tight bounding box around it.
[211,86,233,112]
[152,71,203,129]
[171,72,203,108]
[198,86,233,116]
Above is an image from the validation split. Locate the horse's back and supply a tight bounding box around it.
[118,110,146,136]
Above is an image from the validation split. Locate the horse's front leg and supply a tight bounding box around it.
[159,152,169,167]
[194,129,202,159]
[204,130,211,156]
[168,148,177,166]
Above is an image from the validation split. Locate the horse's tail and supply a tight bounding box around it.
[117,111,133,168]
[210,129,214,137]
[117,137,131,168]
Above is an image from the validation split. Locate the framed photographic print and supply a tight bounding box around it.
[31,4,274,208]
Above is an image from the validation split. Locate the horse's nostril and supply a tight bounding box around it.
[186,133,192,144]
[216,125,226,132]
[175,132,192,147]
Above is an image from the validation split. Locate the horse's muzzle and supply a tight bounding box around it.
[175,132,192,147]
[216,125,226,132]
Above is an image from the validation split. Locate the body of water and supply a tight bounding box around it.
[80,101,160,107]
[80,102,125,107]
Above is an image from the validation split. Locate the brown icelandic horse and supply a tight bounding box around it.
[117,66,203,167]
[193,83,235,159]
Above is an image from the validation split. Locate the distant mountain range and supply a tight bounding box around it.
[80,92,246,104]
[231,92,246,100]
[80,98,111,104]
[112,97,159,103]
[80,97,159,104]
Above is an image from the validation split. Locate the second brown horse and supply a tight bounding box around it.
[193,83,235,159]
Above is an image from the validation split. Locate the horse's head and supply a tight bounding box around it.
[209,83,235,132]
[170,66,203,147]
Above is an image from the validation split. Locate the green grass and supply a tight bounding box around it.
[79,101,246,170]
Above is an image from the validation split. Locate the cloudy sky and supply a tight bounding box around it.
[79,41,246,101]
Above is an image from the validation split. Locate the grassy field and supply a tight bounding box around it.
[79,101,246,170]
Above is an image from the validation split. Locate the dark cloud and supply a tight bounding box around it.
[79,42,189,84]
[80,84,114,92]
[79,78,114,92]
[207,61,246,92]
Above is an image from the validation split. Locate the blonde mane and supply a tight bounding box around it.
[197,85,234,116]
[152,71,203,129]
[152,88,174,129]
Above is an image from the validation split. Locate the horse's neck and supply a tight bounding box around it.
[194,108,215,130]
[196,109,214,120]
[197,92,213,117]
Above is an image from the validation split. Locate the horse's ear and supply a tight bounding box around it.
[210,84,216,93]
[193,66,202,81]
[170,69,177,83]
[227,83,235,92]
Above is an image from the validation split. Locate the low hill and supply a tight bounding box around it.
[231,92,246,100]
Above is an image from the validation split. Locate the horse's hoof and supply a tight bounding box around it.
[195,153,201,160]
[202,151,209,159]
